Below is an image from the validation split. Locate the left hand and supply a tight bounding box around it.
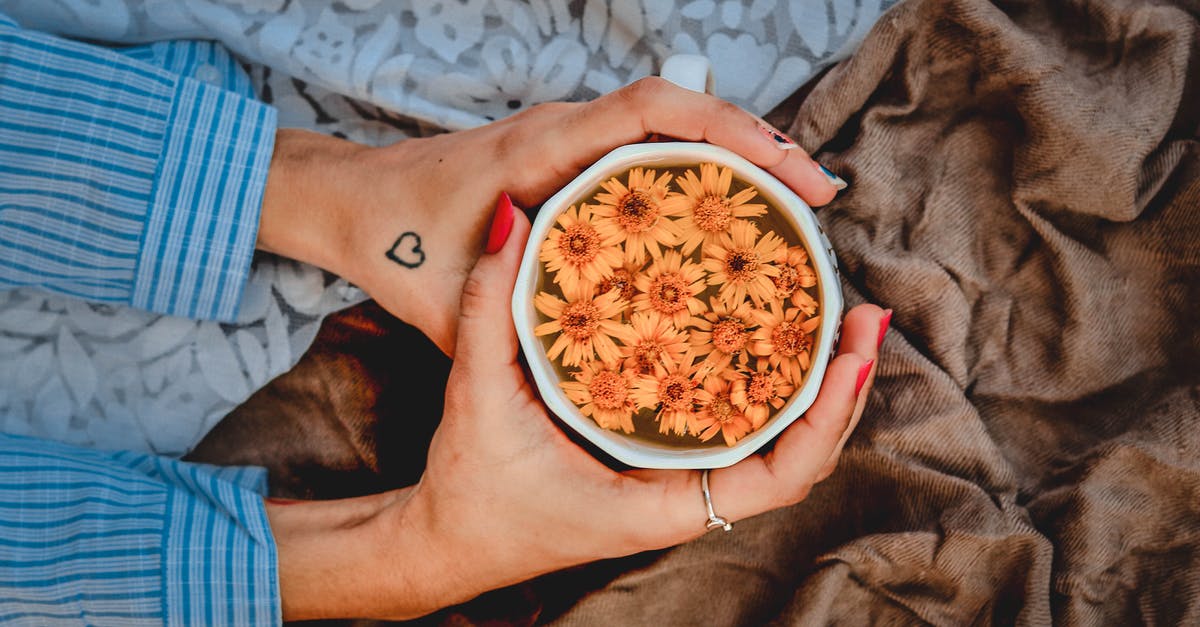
[256,78,844,355]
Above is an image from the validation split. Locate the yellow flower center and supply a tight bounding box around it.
[771,321,813,357]
[772,264,799,296]
[588,370,628,410]
[724,250,759,283]
[693,195,732,232]
[617,190,659,233]
[560,301,599,340]
[711,318,748,354]
[708,393,736,424]
[597,268,635,301]
[658,374,695,411]
[558,224,600,265]
[648,272,690,315]
[746,372,775,405]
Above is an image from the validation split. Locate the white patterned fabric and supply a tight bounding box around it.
[0,0,894,456]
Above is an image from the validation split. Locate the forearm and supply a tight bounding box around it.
[266,487,455,621]
[256,128,366,277]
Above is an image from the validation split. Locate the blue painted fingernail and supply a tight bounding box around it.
[758,123,799,150]
[815,162,848,190]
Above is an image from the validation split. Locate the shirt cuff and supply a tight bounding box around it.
[161,462,280,626]
[130,75,277,322]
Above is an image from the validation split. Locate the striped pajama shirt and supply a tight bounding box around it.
[1,11,282,625]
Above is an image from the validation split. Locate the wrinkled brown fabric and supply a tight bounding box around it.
[191,0,1200,623]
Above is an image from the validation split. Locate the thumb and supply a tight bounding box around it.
[455,193,531,370]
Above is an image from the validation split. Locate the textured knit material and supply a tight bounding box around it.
[0,11,276,321]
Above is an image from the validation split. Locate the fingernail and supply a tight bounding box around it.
[814,161,848,190]
[877,309,893,350]
[854,359,874,397]
[485,192,515,254]
[757,123,799,150]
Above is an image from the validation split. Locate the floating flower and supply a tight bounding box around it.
[540,204,624,293]
[632,352,703,436]
[594,260,642,304]
[611,311,691,375]
[691,375,755,446]
[750,302,820,387]
[534,281,627,367]
[702,221,785,308]
[690,297,757,376]
[666,163,768,256]
[730,359,795,428]
[561,360,638,433]
[770,244,818,310]
[591,167,685,265]
[789,284,820,317]
[631,250,707,327]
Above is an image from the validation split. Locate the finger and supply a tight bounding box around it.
[641,351,867,541]
[559,78,842,207]
[454,195,532,372]
[817,305,890,479]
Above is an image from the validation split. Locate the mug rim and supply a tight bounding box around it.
[512,142,844,469]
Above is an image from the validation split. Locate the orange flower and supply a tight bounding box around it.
[561,360,639,433]
[770,244,818,305]
[730,359,795,428]
[750,301,820,387]
[689,297,757,377]
[632,352,704,436]
[591,167,686,265]
[594,260,643,304]
[540,204,624,294]
[691,375,754,446]
[702,221,784,308]
[534,281,627,367]
[631,250,707,328]
[665,163,768,256]
[611,311,691,375]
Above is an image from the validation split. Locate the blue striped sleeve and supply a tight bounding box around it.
[0,15,277,321]
[0,432,280,626]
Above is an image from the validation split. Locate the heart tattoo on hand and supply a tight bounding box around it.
[385,232,426,269]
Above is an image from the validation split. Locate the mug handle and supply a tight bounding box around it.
[660,54,715,95]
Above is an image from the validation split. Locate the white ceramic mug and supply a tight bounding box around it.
[511,56,844,469]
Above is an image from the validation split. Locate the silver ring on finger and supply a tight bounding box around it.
[702,469,732,532]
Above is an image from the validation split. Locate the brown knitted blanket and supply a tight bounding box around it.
[190,0,1200,623]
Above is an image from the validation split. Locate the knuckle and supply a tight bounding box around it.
[620,76,668,106]
[458,271,490,318]
[710,98,744,121]
[779,481,813,507]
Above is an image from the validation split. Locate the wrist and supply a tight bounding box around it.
[257,128,365,277]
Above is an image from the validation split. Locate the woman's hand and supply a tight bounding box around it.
[256,78,845,355]
[266,205,886,621]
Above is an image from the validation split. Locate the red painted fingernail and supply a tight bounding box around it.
[877,309,893,350]
[854,359,874,397]
[485,192,515,254]
[265,497,303,506]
